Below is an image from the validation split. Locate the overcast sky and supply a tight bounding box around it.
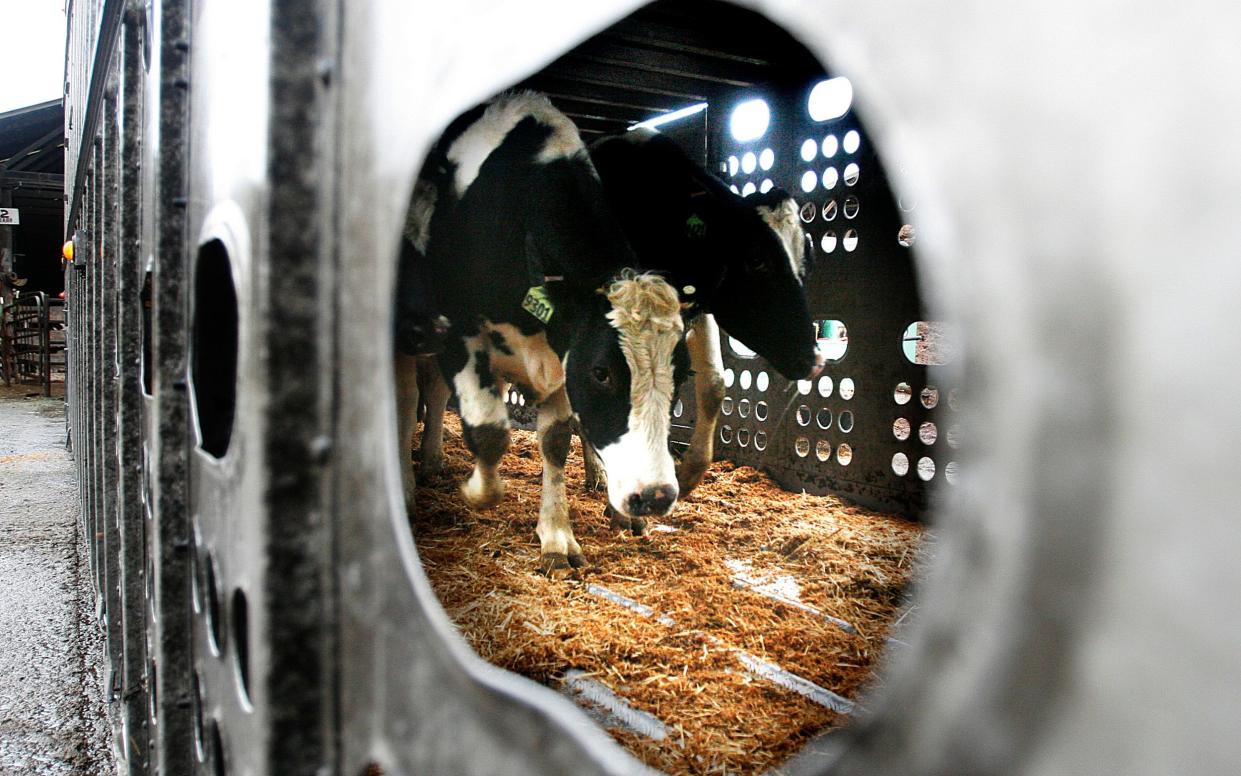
[0,1,66,114]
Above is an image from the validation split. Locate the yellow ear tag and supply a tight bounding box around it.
[522,285,555,324]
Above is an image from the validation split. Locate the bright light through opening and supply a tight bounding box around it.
[807,77,853,122]
[742,152,757,174]
[730,98,771,142]
[628,102,708,132]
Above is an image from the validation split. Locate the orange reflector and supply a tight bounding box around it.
[62,240,74,262]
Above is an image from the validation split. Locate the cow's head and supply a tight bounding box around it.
[563,271,688,520]
[708,187,821,381]
[590,131,822,382]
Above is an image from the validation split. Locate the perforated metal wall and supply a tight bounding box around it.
[695,86,956,519]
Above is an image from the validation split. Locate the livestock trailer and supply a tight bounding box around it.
[61,0,1241,775]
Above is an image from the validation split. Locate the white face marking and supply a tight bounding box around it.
[756,198,807,281]
[446,91,586,196]
[403,178,437,254]
[593,272,684,515]
[595,426,678,515]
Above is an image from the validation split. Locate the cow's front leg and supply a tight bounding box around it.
[536,387,584,570]
[678,314,725,496]
[416,356,451,477]
[447,338,511,508]
[395,352,422,511]
[575,419,607,492]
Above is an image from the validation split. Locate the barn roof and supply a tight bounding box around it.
[0,98,65,224]
[0,99,65,177]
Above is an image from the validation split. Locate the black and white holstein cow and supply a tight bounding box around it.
[580,127,823,497]
[405,125,825,525]
[395,92,689,570]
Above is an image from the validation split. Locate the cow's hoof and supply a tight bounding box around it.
[420,455,444,477]
[540,551,585,573]
[460,480,505,509]
[584,475,607,493]
[607,505,647,536]
[676,459,709,497]
[403,476,417,515]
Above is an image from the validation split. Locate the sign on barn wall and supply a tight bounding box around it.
[0,208,19,225]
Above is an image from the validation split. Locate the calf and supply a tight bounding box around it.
[395,92,689,570]
[393,234,452,506]
[584,128,823,495]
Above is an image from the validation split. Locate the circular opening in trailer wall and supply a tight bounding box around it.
[192,671,206,761]
[147,657,158,726]
[208,719,227,776]
[231,588,252,707]
[385,2,952,774]
[190,240,239,459]
[203,550,224,656]
[141,259,154,396]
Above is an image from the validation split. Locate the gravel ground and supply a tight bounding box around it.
[0,393,115,774]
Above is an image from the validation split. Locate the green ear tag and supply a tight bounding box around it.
[522,285,555,324]
[685,213,707,239]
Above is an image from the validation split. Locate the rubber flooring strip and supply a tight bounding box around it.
[736,652,855,715]
[562,669,671,741]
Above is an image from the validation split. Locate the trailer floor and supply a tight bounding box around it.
[0,393,114,775]
[411,416,924,775]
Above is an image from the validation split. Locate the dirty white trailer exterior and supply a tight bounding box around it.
[61,0,1241,775]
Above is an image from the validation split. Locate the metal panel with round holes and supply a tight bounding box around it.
[181,0,339,772]
[709,65,957,519]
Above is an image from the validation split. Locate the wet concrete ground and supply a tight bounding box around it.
[0,393,114,774]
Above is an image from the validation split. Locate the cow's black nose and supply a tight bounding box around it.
[626,484,678,517]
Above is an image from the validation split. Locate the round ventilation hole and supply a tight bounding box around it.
[191,240,239,459]
[893,417,911,441]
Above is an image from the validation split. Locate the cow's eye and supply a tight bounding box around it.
[592,367,612,387]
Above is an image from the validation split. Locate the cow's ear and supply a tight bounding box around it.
[801,231,817,279]
[523,232,548,285]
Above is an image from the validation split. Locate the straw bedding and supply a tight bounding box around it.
[410,415,925,775]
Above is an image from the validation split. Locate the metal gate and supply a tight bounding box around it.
[0,291,65,394]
